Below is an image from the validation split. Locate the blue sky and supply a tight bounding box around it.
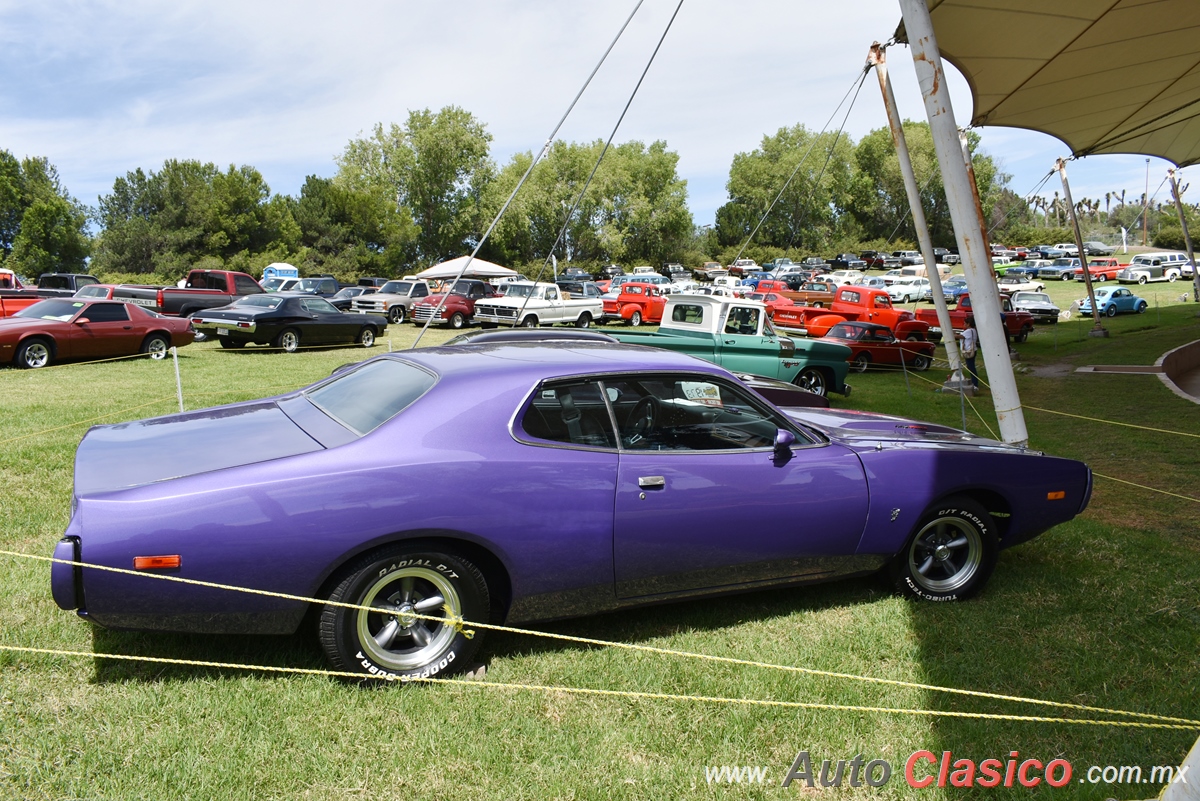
[0,0,1181,232]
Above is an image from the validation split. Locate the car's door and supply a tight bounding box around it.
[68,302,141,357]
[606,374,870,598]
[300,297,351,343]
[713,304,787,379]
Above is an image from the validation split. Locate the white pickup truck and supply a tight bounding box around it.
[473,282,603,328]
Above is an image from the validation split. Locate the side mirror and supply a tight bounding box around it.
[774,429,796,460]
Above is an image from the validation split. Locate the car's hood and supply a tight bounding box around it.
[74,400,326,496]
[0,316,63,332]
[784,407,1025,453]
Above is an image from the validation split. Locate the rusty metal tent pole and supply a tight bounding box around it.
[897,0,1029,446]
[1167,168,1200,306]
[1056,158,1108,336]
[868,42,965,387]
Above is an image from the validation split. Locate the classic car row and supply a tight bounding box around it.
[51,334,1094,681]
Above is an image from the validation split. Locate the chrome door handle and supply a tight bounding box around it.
[638,476,665,489]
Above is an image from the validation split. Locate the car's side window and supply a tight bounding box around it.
[78,304,129,323]
[519,381,617,450]
[604,376,805,451]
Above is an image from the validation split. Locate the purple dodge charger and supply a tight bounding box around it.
[52,341,1091,680]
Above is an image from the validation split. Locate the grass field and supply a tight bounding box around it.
[1,308,1198,800]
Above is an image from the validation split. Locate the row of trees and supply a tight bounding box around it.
[6,107,1196,283]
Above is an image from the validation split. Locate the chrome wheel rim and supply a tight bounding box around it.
[795,369,825,396]
[357,566,460,671]
[907,517,982,593]
[281,331,299,351]
[147,339,168,359]
[23,342,49,368]
[361,329,375,347]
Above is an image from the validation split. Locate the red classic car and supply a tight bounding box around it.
[611,282,668,326]
[0,298,196,369]
[818,321,935,373]
[747,291,796,316]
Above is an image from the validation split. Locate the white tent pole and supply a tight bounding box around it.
[868,43,963,381]
[1167,168,1200,307]
[1056,158,1107,335]
[897,0,1028,445]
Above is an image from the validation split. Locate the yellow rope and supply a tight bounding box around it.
[1094,473,1200,503]
[1024,405,1200,439]
[5,549,1196,727]
[0,396,179,446]
[1,645,1194,730]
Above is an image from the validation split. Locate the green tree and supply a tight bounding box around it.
[0,152,90,272]
[336,106,493,266]
[292,176,415,277]
[714,125,856,253]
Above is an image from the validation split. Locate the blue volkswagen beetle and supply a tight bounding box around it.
[1079,286,1148,317]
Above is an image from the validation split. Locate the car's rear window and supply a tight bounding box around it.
[306,359,436,435]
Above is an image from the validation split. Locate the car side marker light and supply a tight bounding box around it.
[1047,491,1066,500]
[134,555,181,570]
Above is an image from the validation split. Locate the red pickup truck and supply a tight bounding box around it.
[110,270,265,317]
[771,285,933,340]
[606,282,668,326]
[913,293,1035,342]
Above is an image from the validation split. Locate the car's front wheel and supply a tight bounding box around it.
[793,367,828,396]
[319,547,489,681]
[891,495,998,601]
[388,306,405,324]
[15,338,52,369]
[1097,274,1107,282]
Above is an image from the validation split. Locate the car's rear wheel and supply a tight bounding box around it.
[792,367,827,397]
[141,334,170,360]
[358,328,376,348]
[218,336,245,349]
[628,311,642,327]
[1105,305,1117,317]
[15,338,52,369]
[910,354,932,371]
[388,306,405,324]
[275,328,301,352]
[319,546,488,681]
[449,312,467,329]
[891,495,997,601]
[1015,326,1031,343]
[575,312,591,329]
[851,352,871,373]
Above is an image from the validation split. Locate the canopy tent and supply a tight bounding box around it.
[413,256,518,281]
[897,0,1200,166]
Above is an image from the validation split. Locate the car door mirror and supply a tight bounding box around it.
[774,429,796,460]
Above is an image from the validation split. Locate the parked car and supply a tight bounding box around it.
[726,259,759,278]
[820,321,936,373]
[851,276,889,291]
[1080,286,1148,317]
[191,294,387,351]
[1009,291,1061,324]
[110,269,266,318]
[410,280,501,329]
[1031,245,1066,259]
[1070,258,1122,282]
[996,275,1045,294]
[892,250,924,266]
[660,263,689,281]
[52,341,1093,681]
[693,262,727,281]
[1081,241,1115,256]
[594,264,625,281]
[329,286,377,311]
[33,273,101,297]
[827,253,868,271]
[826,270,866,287]
[608,282,668,326]
[1,299,195,368]
[1117,252,1190,284]
[262,277,300,292]
[1037,258,1083,281]
[290,277,343,298]
[1052,243,1080,257]
[886,277,930,303]
[474,282,602,329]
[1004,259,1051,278]
[923,275,970,304]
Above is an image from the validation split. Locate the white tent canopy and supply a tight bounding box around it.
[897,0,1200,166]
[413,256,518,281]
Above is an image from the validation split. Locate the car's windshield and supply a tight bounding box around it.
[503,284,538,298]
[307,359,436,435]
[233,295,284,309]
[14,299,85,321]
[380,281,413,294]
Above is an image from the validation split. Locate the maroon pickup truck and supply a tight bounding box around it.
[110,270,265,317]
[914,293,1035,342]
[408,279,499,328]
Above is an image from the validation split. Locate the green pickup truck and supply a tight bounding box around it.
[608,294,851,397]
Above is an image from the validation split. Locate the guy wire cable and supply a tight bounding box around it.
[410,0,647,349]
[513,0,687,327]
[729,64,870,266]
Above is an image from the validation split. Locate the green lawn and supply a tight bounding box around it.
[1,312,1198,800]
